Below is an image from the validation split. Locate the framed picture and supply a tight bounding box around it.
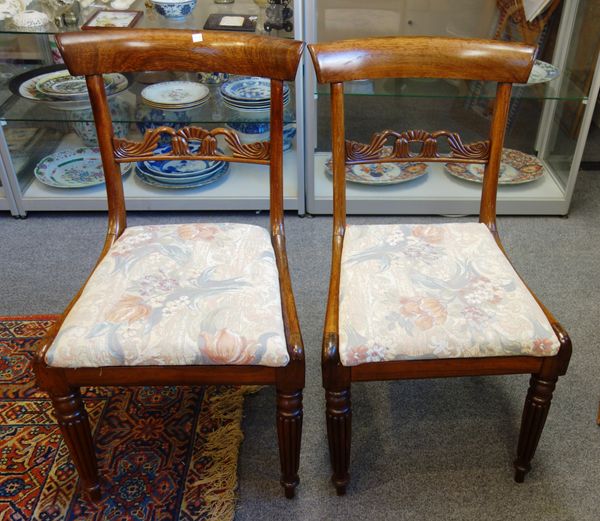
[82,9,143,30]
[203,13,258,32]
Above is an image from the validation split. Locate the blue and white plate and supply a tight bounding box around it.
[140,142,227,177]
[135,166,228,189]
[525,60,560,85]
[220,77,289,102]
[137,161,228,184]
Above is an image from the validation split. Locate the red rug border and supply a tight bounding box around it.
[0,314,59,321]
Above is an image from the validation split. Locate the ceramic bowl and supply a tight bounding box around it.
[151,0,196,19]
[71,99,130,146]
[11,10,51,28]
[226,123,296,151]
[227,121,270,135]
[0,0,21,21]
[135,102,193,143]
[198,72,230,85]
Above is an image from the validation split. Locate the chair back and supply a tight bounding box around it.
[308,36,535,230]
[56,29,303,237]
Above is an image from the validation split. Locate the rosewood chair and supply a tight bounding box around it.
[308,36,571,494]
[33,29,304,499]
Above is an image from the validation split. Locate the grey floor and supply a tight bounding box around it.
[1,173,599,520]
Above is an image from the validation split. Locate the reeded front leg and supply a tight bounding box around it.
[50,387,101,501]
[514,375,558,482]
[276,389,303,498]
[326,388,351,495]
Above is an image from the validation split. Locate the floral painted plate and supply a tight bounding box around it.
[141,81,209,108]
[325,147,429,185]
[34,148,132,188]
[443,148,546,185]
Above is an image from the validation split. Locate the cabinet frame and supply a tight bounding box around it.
[0,0,306,217]
[303,0,600,215]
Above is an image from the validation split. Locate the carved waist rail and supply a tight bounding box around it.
[345,129,490,165]
[113,125,272,164]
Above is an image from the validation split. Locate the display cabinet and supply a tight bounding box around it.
[303,0,600,215]
[0,0,305,217]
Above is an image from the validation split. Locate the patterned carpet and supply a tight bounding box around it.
[0,316,250,521]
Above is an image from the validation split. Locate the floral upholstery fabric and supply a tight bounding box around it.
[47,223,289,368]
[339,223,560,366]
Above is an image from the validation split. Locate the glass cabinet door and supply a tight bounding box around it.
[304,0,600,215]
[0,0,304,216]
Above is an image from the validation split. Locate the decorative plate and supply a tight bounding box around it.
[135,166,228,189]
[325,147,429,185]
[141,81,209,108]
[220,77,290,102]
[526,60,560,85]
[141,143,227,177]
[137,161,228,184]
[34,148,132,188]
[444,148,546,185]
[35,70,122,99]
[9,65,130,109]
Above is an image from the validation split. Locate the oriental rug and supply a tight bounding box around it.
[0,315,252,521]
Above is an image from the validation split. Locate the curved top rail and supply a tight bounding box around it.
[56,29,304,81]
[308,36,535,83]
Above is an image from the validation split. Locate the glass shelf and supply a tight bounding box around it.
[0,73,297,125]
[315,76,589,102]
[0,0,292,38]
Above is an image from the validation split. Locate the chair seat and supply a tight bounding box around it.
[339,223,560,366]
[47,223,289,368]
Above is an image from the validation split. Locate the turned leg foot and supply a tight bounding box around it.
[513,374,557,483]
[50,387,101,501]
[326,388,351,495]
[276,389,302,498]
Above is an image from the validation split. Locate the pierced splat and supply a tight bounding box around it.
[113,125,271,164]
[345,129,490,164]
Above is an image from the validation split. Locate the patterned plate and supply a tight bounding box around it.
[142,143,227,177]
[141,81,210,108]
[221,77,290,102]
[36,70,119,98]
[135,166,229,189]
[444,148,546,185]
[137,161,229,184]
[325,147,429,185]
[10,65,130,110]
[34,148,132,188]
[526,60,560,85]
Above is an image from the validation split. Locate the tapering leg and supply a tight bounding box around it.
[50,387,101,501]
[276,389,303,498]
[514,374,558,482]
[326,388,351,495]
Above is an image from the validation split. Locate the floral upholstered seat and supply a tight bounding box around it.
[47,223,289,368]
[339,223,560,366]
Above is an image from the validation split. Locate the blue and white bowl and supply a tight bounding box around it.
[198,72,230,85]
[71,98,130,146]
[152,0,196,19]
[226,123,296,151]
[227,121,271,135]
[135,102,192,143]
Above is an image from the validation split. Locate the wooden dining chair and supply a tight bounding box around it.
[33,29,304,500]
[308,36,572,495]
